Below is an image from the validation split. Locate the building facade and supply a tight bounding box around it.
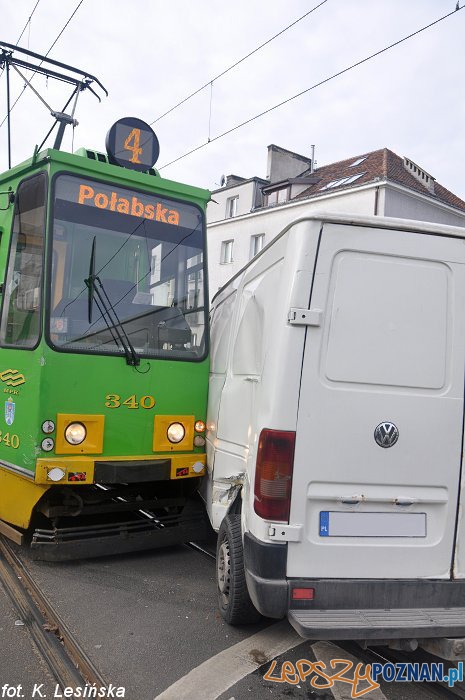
[207,146,465,297]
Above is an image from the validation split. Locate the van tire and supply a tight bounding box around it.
[216,514,261,624]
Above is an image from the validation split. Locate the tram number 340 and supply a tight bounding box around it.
[0,431,20,449]
[105,394,156,410]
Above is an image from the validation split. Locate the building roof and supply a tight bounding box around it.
[211,175,268,195]
[293,148,465,212]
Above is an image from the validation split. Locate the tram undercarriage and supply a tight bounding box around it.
[1,475,209,561]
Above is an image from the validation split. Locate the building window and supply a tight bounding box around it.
[349,156,367,167]
[266,191,278,206]
[319,172,366,191]
[250,234,265,259]
[226,196,238,218]
[265,187,289,206]
[221,240,234,264]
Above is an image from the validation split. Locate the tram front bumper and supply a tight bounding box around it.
[35,454,206,484]
[30,455,208,560]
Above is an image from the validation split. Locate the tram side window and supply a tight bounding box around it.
[0,174,46,348]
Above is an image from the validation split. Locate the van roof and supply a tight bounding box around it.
[307,211,465,238]
[211,212,465,303]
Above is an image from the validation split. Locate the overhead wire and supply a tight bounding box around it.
[15,0,41,45]
[0,0,41,78]
[150,0,329,125]
[158,4,465,171]
[42,0,84,58]
[0,0,84,129]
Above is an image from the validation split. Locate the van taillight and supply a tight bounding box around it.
[254,429,296,522]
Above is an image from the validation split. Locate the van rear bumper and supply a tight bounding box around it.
[288,607,465,640]
[244,533,465,639]
[244,532,288,619]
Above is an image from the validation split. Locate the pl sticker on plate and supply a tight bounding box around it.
[319,512,330,537]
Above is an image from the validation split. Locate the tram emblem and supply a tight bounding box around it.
[5,397,15,426]
[374,422,399,448]
[0,368,25,387]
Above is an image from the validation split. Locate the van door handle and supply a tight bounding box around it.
[288,308,323,326]
[244,376,259,382]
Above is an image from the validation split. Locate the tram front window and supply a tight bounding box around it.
[49,174,207,360]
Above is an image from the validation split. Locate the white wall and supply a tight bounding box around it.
[384,186,465,227]
[207,182,465,298]
[207,186,376,296]
[207,181,257,223]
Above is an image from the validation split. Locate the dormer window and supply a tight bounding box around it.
[266,191,278,206]
[265,186,289,206]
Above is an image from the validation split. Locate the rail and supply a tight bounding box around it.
[0,536,107,692]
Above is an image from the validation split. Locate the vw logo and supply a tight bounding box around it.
[374,422,399,448]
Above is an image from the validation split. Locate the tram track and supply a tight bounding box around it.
[186,539,216,561]
[8,533,463,700]
[0,536,107,693]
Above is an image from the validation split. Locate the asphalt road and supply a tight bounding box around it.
[0,580,56,695]
[13,539,269,699]
[2,540,463,700]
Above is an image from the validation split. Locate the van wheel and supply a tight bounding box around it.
[216,514,261,624]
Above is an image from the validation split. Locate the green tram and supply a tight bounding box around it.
[0,116,210,559]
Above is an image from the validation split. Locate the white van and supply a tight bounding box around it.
[203,213,465,658]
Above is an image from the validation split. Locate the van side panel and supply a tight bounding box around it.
[203,285,239,528]
[206,219,321,533]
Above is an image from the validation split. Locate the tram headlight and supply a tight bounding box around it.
[194,420,206,433]
[194,435,205,447]
[65,422,87,445]
[167,422,185,444]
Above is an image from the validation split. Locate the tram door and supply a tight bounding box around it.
[287,222,465,581]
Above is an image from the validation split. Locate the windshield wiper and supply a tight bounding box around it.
[87,236,97,323]
[84,237,140,366]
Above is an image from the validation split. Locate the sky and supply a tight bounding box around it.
[1,0,465,199]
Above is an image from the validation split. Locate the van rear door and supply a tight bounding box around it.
[287,221,465,580]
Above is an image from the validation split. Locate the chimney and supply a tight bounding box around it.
[403,157,435,194]
[266,145,313,183]
[226,175,246,187]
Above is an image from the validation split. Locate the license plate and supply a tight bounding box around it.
[319,511,426,538]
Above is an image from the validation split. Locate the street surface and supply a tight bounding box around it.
[0,581,56,693]
[1,538,462,700]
